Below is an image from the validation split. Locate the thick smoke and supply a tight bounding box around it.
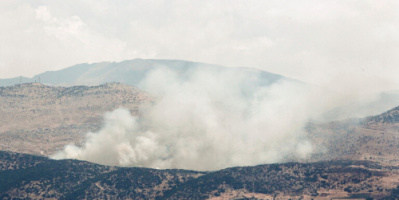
[51,67,329,170]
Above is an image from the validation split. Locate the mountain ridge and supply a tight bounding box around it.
[365,105,399,125]
[0,59,285,87]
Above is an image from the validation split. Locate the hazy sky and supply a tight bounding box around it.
[1,0,399,93]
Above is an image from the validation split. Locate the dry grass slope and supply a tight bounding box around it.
[0,82,153,156]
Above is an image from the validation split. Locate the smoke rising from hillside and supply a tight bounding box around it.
[52,67,331,170]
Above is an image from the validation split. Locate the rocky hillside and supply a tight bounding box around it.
[308,106,399,166]
[365,106,399,125]
[0,151,202,200]
[1,151,399,199]
[0,82,153,156]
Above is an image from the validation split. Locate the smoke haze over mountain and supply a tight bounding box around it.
[52,67,333,170]
[2,1,399,96]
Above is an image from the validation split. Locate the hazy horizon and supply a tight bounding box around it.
[2,1,399,94]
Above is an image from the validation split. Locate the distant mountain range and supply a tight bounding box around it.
[0,59,285,87]
[3,58,399,120]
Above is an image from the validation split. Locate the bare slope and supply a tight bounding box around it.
[0,82,153,155]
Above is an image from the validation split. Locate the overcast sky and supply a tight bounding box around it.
[1,0,399,93]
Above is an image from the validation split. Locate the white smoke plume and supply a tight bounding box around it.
[51,67,330,171]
